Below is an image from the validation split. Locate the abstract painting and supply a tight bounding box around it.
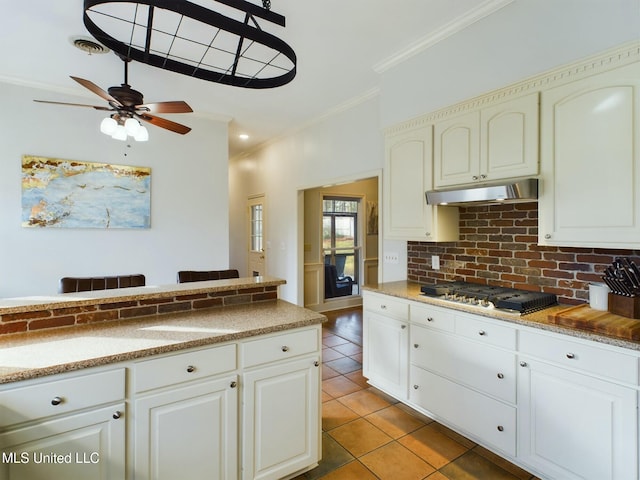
[22,155,151,229]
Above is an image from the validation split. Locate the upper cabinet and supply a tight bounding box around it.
[434,93,539,189]
[383,124,459,241]
[538,62,640,248]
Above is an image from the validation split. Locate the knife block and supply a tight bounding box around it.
[608,293,640,319]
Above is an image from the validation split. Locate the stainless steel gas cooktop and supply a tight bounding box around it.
[420,281,557,315]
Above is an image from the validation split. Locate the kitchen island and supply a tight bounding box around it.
[0,277,325,480]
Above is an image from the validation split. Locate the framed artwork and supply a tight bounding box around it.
[21,155,151,229]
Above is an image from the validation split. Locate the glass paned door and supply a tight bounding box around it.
[323,198,360,298]
[248,196,265,276]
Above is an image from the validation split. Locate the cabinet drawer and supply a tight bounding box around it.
[242,327,319,368]
[411,326,516,403]
[134,344,236,392]
[363,291,408,320]
[409,302,455,332]
[0,368,124,427]
[519,330,638,384]
[456,314,516,350]
[410,365,516,456]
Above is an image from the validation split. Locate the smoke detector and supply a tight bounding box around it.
[70,36,109,55]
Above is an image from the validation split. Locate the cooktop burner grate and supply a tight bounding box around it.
[420,281,557,314]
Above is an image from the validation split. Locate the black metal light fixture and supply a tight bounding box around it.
[83,0,296,89]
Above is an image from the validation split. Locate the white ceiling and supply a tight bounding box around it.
[0,0,511,157]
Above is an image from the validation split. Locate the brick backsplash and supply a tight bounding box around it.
[0,286,278,336]
[407,202,640,305]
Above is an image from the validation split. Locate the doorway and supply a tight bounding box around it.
[247,195,266,276]
[323,197,360,299]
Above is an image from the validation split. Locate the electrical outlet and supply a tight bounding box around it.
[432,255,440,270]
[384,252,399,264]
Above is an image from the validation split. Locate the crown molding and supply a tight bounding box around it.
[384,39,640,135]
[373,0,514,74]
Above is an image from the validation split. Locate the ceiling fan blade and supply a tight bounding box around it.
[137,101,193,114]
[137,113,192,135]
[70,76,121,106]
[34,100,113,111]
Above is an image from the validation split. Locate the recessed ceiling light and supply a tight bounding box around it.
[239,134,250,140]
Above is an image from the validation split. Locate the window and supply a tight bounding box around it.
[250,203,263,252]
[323,197,359,296]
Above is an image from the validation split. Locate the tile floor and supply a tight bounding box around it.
[294,307,538,480]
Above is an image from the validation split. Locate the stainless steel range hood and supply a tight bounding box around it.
[426,178,538,206]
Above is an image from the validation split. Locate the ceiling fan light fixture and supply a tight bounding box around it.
[100,116,118,135]
[111,125,128,141]
[134,125,149,142]
[124,117,141,136]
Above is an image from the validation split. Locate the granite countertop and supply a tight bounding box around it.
[0,299,326,385]
[364,281,640,352]
[0,276,286,314]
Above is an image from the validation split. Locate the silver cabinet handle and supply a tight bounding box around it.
[413,344,419,349]
[544,234,551,239]
[380,304,387,310]
[314,361,320,367]
[51,396,63,406]
[478,330,486,336]
[427,317,434,322]
[425,232,431,237]
[497,425,504,432]
[401,325,407,329]
[413,385,419,390]
[281,345,290,352]
[112,411,122,420]
[519,361,528,367]
[497,373,504,379]
[186,365,196,373]
[480,174,487,180]
[472,175,479,181]
[566,353,575,359]
[230,381,237,388]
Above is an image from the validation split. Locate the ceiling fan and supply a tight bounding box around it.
[35,57,193,141]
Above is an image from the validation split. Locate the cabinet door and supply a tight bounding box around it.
[517,358,638,480]
[0,403,125,480]
[242,356,320,480]
[383,126,458,241]
[539,62,640,248]
[363,310,408,399]
[434,110,480,188]
[481,93,539,182]
[134,376,238,480]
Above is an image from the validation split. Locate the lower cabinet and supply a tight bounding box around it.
[518,356,638,480]
[133,375,238,480]
[242,356,320,480]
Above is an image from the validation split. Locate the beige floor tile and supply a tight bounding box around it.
[323,334,350,347]
[322,347,346,362]
[365,405,425,439]
[316,460,378,480]
[325,357,362,374]
[350,352,363,363]
[328,418,392,457]
[322,390,334,403]
[425,472,450,480]
[439,450,521,480]
[337,389,391,416]
[472,446,533,480]
[322,376,363,398]
[398,423,469,469]
[360,442,436,480]
[344,369,370,388]
[427,421,477,450]
[332,342,362,356]
[322,399,360,431]
[322,364,341,380]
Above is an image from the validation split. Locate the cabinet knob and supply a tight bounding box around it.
[414,343,419,349]
[51,396,63,406]
[425,232,431,237]
[314,361,320,367]
[478,330,486,336]
[281,345,290,352]
[480,174,487,180]
[413,385,419,390]
[519,361,528,367]
[427,317,434,322]
[380,304,387,310]
[112,411,122,420]
[230,381,238,388]
[497,373,504,379]
[472,175,479,181]
[186,365,196,373]
[497,425,504,432]
[544,234,551,239]
[401,325,407,330]
[566,353,575,359]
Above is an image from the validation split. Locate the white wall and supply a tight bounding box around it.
[229,0,640,307]
[0,82,230,298]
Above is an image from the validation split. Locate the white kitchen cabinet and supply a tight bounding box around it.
[517,356,637,480]
[241,327,321,480]
[434,93,539,188]
[362,291,409,399]
[383,124,458,241]
[0,368,125,480]
[538,61,640,248]
[132,344,238,480]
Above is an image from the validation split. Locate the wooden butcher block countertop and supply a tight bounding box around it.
[547,304,640,341]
